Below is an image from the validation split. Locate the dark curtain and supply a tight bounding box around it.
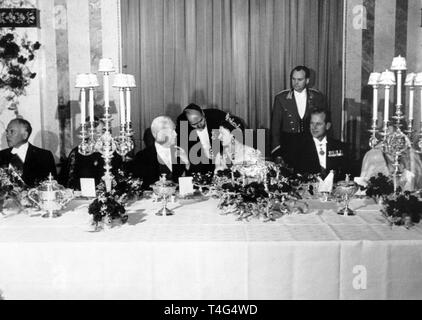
[121,0,344,152]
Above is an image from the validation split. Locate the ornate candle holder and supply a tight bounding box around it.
[368,57,412,183]
[76,59,136,192]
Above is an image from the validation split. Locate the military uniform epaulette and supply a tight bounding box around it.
[275,89,292,95]
[308,88,322,94]
[275,89,293,99]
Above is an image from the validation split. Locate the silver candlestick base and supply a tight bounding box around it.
[368,119,379,148]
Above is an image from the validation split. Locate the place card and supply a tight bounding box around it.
[178,177,194,196]
[80,178,96,198]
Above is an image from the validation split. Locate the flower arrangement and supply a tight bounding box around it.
[192,171,214,186]
[88,192,127,229]
[0,28,41,111]
[382,191,422,228]
[365,173,396,201]
[213,162,310,221]
[88,170,142,230]
[0,166,28,212]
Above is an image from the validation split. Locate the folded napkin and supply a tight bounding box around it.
[318,170,334,193]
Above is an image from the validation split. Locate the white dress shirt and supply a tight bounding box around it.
[313,136,327,169]
[294,90,307,119]
[155,142,172,172]
[11,142,29,163]
[196,125,212,159]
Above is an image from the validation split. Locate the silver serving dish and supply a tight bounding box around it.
[151,174,177,216]
[28,173,74,218]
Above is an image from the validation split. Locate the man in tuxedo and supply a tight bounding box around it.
[176,103,227,175]
[270,65,326,167]
[0,118,57,187]
[132,116,190,189]
[295,108,349,181]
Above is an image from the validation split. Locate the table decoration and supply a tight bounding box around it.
[0,166,27,215]
[151,174,177,216]
[382,191,422,228]
[76,59,136,192]
[87,170,142,230]
[192,171,213,194]
[27,173,74,218]
[365,173,395,204]
[213,162,314,221]
[88,191,127,231]
[333,174,358,216]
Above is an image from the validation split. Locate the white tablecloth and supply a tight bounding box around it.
[1,197,422,300]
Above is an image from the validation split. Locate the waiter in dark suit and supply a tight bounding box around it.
[132,116,190,189]
[0,118,57,187]
[270,66,326,167]
[295,108,349,181]
[176,103,227,175]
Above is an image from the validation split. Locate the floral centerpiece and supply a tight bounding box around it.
[192,171,214,193]
[382,191,422,228]
[213,162,312,222]
[365,173,396,203]
[0,28,41,112]
[0,166,28,213]
[88,170,142,230]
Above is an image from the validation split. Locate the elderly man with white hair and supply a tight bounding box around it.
[131,116,190,189]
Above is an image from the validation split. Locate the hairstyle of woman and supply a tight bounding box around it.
[219,113,246,144]
[150,116,176,145]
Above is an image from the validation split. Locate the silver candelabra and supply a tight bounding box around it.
[75,59,136,192]
[367,56,420,192]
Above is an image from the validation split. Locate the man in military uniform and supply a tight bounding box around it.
[270,65,326,167]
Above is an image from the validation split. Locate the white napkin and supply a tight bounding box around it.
[354,177,368,196]
[318,170,334,193]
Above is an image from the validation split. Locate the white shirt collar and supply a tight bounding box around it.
[313,136,327,145]
[155,142,173,172]
[196,124,211,158]
[294,90,307,119]
[11,142,29,163]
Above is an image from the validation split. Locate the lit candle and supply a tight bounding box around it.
[119,89,126,126]
[405,73,416,121]
[368,72,381,121]
[373,88,378,121]
[420,88,422,123]
[89,88,94,124]
[415,73,422,122]
[397,71,402,107]
[380,70,396,124]
[80,89,86,125]
[384,86,390,123]
[125,88,131,124]
[104,74,110,113]
[409,88,414,121]
[126,74,136,124]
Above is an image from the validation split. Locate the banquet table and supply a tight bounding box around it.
[0,195,422,300]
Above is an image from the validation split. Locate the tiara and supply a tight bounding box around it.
[225,113,240,129]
